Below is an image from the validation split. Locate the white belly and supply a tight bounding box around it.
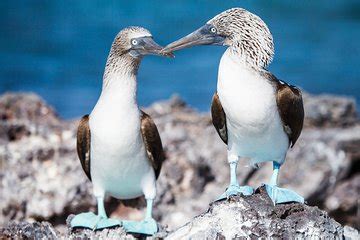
[217,49,289,163]
[88,94,155,200]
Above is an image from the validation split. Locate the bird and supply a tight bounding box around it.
[70,26,172,234]
[162,8,304,204]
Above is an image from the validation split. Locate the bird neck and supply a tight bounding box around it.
[102,48,141,88]
[222,48,261,72]
[101,52,141,106]
[227,40,270,71]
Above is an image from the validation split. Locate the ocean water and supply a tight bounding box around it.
[1,0,360,119]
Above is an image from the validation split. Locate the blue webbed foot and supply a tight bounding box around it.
[216,184,254,201]
[70,212,121,230]
[264,184,304,205]
[122,218,158,235]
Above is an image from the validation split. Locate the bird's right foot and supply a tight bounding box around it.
[70,212,121,230]
[122,218,158,235]
[216,184,254,201]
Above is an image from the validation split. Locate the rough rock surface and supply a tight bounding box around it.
[167,188,355,239]
[0,221,59,239]
[0,92,359,235]
[303,93,357,128]
[1,189,359,239]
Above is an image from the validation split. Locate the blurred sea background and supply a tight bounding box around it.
[1,0,360,119]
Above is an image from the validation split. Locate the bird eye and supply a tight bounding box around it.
[210,27,217,33]
[131,39,138,45]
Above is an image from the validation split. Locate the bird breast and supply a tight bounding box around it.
[217,49,278,135]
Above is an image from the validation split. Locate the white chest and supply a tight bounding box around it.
[216,49,289,162]
[87,75,154,199]
[217,49,278,133]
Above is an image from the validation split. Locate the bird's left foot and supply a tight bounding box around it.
[70,212,121,230]
[216,184,254,201]
[264,184,304,205]
[122,218,158,235]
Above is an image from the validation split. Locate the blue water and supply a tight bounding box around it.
[1,1,360,119]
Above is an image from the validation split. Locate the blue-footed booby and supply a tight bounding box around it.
[162,8,304,204]
[71,26,172,235]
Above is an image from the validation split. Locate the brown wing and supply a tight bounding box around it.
[76,115,92,180]
[140,111,165,179]
[211,92,228,145]
[264,73,304,147]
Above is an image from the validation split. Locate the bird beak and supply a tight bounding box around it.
[142,37,174,58]
[162,25,225,53]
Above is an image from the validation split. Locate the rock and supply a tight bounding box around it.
[0,93,63,143]
[0,92,359,232]
[303,93,357,128]
[0,221,59,239]
[1,190,359,239]
[167,188,357,239]
[344,226,360,240]
[0,94,94,227]
[325,174,360,229]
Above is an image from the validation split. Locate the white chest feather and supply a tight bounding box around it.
[218,49,277,132]
[89,74,155,199]
[217,49,289,163]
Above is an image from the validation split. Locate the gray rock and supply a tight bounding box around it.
[344,226,360,240]
[0,92,359,232]
[2,190,358,239]
[325,174,360,229]
[0,221,59,239]
[167,188,356,239]
[303,93,357,127]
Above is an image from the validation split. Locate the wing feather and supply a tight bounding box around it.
[211,93,228,145]
[140,111,165,179]
[264,73,304,147]
[76,115,92,180]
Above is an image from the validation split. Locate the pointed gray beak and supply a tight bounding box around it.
[142,37,174,58]
[130,37,174,58]
[162,25,225,53]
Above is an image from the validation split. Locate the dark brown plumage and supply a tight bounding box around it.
[140,111,165,179]
[211,93,228,145]
[76,115,91,180]
[263,72,304,147]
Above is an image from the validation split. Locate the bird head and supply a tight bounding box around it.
[111,26,174,59]
[162,8,274,68]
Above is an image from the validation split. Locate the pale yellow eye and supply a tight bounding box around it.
[131,39,138,45]
[210,27,217,33]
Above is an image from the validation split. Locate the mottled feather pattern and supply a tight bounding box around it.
[208,8,274,69]
[103,27,151,88]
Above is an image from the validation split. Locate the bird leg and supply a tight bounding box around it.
[70,196,121,230]
[145,198,154,220]
[122,198,158,235]
[264,162,304,205]
[97,196,107,218]
[269,162,280,186]
[216,152,254,201]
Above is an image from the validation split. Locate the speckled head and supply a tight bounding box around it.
[103,26,173,82]
[162,8,274,69]
[110,26,173,59]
